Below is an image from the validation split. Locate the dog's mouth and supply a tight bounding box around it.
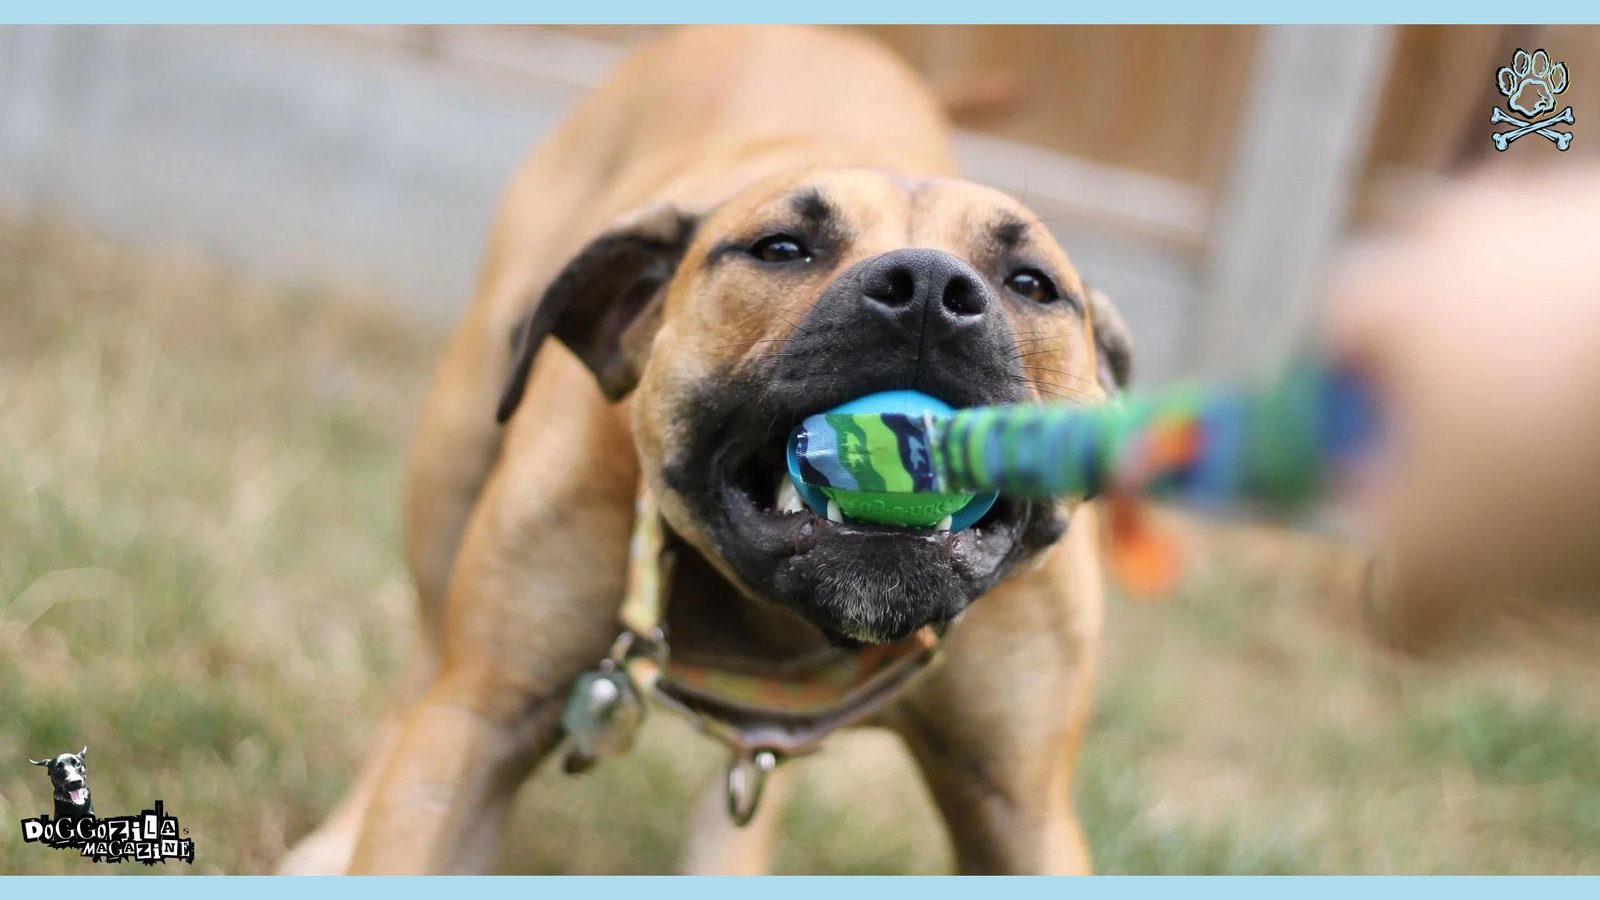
[683,397,1057,645]
[64,786,87,806]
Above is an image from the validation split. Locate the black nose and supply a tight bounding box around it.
[858,248,989,324]
[776,245,1023,410]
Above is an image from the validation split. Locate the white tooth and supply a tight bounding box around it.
[935,515,953,531]
[776,476,804,514]
[826,500,844,524]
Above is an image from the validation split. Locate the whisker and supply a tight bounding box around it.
[780,299,821,317]
[1018,364,1100,390]
[1024,384,1078,403]
[714,337,793,351]
[744,352,797,367]
[777,314,815,335]
[760,411,784,446]
[1024,380,1096,401]
[1009,346,1064,361]
[1009,373,1094,404]
[1005,335,1057,351]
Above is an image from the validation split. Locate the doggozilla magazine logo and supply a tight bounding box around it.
[20,748,196,865]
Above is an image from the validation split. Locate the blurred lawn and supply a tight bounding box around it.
[3,215,1599,874]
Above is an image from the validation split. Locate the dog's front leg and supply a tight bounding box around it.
[345,667,566,874]
[347,397,639,874]
[887,515,1104,875]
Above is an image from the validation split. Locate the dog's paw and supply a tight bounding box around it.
[1498,48,1568,117]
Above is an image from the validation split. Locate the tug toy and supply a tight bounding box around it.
[788,358,1377,527]
[563,356,1380,827]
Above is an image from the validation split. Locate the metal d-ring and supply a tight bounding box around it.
[725,749,779,827]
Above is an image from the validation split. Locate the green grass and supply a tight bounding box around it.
[0,220,423,874]
[3,215,1600,874]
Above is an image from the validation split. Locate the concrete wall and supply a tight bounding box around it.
[0,25,1200,382]
[1,27,565,316]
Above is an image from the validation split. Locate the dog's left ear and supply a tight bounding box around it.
[1085,286,1133,394]
[79,746,87,760]
[496,202,698,422]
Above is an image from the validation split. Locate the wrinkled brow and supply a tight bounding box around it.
[787,186,852,247]
[789,187,838,230]
[991,213,1030,253]
[705,186,850,266]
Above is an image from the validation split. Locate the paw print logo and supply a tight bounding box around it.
[1499,49,1567,116]
[1491,48,1574,151]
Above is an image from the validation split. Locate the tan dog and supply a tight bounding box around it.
[279,24,1131,875]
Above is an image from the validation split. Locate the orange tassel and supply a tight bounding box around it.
[1106,496,1181,598]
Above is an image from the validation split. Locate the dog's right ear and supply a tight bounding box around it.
[1085,286,1133,394]
[30,758,49,766]
[496,202,698,423]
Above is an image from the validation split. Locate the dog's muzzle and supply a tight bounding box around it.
[667,248,1065,643]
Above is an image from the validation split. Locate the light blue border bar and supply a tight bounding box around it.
[1,0,1596,889]
[3,3,1600,24]
[3,875,1600,889]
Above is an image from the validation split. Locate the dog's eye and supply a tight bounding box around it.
[749,234,811,264]
[1004,269,1062,305]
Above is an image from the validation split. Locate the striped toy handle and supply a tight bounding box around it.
[932,359,1378,512]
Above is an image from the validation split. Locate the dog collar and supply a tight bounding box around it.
[559,486,945,826]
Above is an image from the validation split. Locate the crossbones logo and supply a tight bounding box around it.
[1492,48,1574,151]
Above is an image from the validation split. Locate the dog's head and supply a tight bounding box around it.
[30,747,90,809]
[500,168,1131,643]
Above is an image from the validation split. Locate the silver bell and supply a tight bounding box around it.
[562,668,645,766]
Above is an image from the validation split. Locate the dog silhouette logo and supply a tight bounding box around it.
[29,748,94,819]
[1492,48,1574,151]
